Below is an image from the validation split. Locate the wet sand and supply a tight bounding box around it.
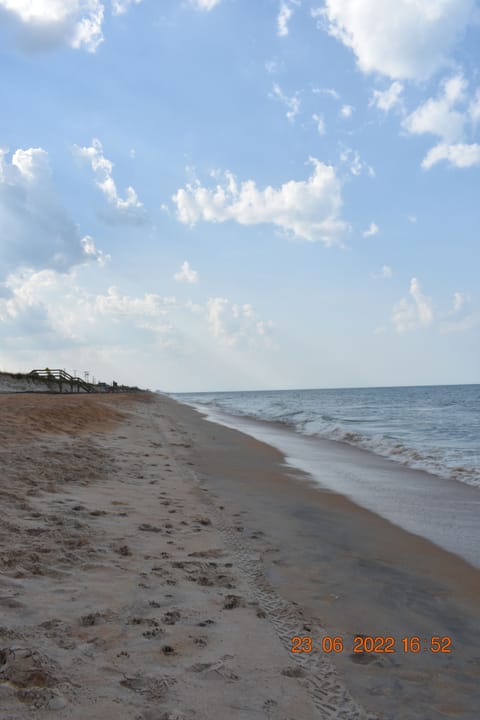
[0,392,478,719]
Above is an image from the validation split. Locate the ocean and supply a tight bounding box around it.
[173,384,480,567]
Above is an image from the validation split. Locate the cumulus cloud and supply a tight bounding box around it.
[370,81,404,112]
[392,278,433,333]
[0,269,176,349]
[271,83,301,122]
[313,0,475,80]
[0,0,105,52]
[404,74,480,169]
[0,147,105,277]
[73,138,145,222]
[422,142,480,169]
[190,0,222,10]
[0,1,143,53]
[362,221,379,237]
[206,298,273,348]
[172,158,349,245]
[404,74,467,142]
[174,261,199,284]
[0,267,272,358]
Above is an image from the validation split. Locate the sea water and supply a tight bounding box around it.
[173,385,480,567]
[175,385,480,489]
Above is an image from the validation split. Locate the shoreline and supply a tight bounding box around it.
[169,395,480,718]
[179,399,480,569]
[0,392,478,719]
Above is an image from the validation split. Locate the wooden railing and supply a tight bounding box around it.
[28,369,98,393]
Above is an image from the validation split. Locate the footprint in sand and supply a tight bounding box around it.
[0,647,67,709]
[223,595,245,610]
[188,549,224,558]
[162,610,181,625]
[120,675,175,701]
[139,523,162,533]
[115,545,131,556]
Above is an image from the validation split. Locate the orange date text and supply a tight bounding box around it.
[290,635,452,654]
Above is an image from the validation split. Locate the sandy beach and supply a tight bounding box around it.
[0,392,479,720]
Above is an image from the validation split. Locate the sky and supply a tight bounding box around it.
[0,0,479,392]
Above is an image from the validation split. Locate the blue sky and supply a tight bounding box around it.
[0,0,479,391]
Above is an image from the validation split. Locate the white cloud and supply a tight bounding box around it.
[362,221,379,237]
[73,138,145,222]
[312,87,340,100]
[271,83,300,122]
[422,142,480,169]
[392,278,433,333]
[313,0,475,80]
[340,147,375,177]
[340,104,354,118]
[172,158,349,245]
[277,0,299,37]
[404,74,467,143]
[440,293,478,332]
[190,0,222,10]
[174,261,199,284]
[0,0,105,53]
[0,147,104,277]
[404,74,480,169]
[370,81,404,112]
[0,269,175,348]
[277,1,292,36]
[80,235,110,266]
[111,0,141,15]
[312,113,326,134]
[0,267,272,360]
[206,298,273,348]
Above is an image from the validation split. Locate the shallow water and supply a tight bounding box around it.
[173,385,480,568]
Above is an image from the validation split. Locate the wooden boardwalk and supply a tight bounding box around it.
[28,369,98,393]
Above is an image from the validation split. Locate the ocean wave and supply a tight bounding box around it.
[307,424,480,489]
[177,388,480,490]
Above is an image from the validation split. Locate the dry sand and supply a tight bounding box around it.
[0,392,478,719]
